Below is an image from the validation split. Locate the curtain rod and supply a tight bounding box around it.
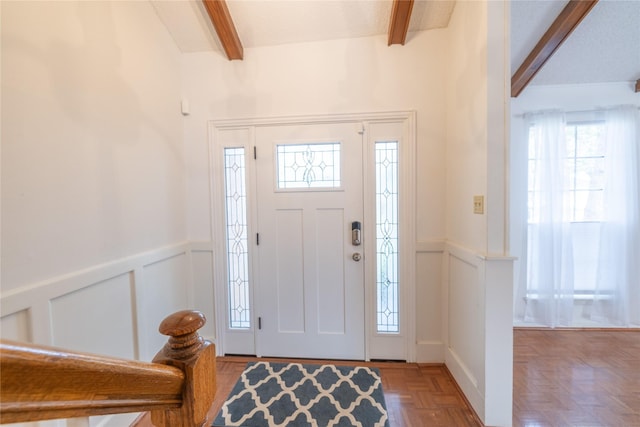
[513,106,640,118]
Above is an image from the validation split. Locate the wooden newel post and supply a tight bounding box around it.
[150,310,216,427]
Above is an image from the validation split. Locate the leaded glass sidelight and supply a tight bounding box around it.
[276,143,341,189]
[375,141,399,333]
[224,148,251,329]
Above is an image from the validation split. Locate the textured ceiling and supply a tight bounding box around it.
[151,0,639,86]
[151,0,455,53]
[511,0,640,86]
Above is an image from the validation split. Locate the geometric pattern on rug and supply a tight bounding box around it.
[212,361,390,427]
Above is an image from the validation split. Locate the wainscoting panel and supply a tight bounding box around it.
[136,251,190,361]
[415,241,445,362]
[190,242,216,341]
[51,272,135,360]
[0,308,31,342]
[0,242,215,427]
[445,244,484,418]
[443,242,515,426]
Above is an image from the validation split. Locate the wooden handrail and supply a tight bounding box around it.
[0,310,216,427]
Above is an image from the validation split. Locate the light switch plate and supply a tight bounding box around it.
[473,195,484,214]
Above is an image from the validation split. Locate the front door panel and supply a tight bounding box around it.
[255,122,364,359]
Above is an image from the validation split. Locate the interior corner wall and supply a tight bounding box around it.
[444,0,488,252]
[181,30,450,362]
[1,3,191,424]
[444,1,513,425]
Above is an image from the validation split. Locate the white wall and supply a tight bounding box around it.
[181,30,451,362]
[511,81,640,115]
[1,1,186,290]
[181,6,514,424]
[445,0,488,251]
[183,30,449,242]
[1,2,199,426]
[0,1,518,425]
[445,1,513,425]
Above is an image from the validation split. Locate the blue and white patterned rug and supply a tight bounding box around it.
[213,361,390,427]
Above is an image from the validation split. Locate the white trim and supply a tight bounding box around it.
[209,125,258,356]
[1,242,191,315]
[0,242,214,426]
[445,346,484,418]
[447,346,478,388]
[210,111,416,129]
[445,241,481,266]
[363,112,417,361]
[209,122,227,357]
[402,112,417,362]
[209,111,417,361]
[363,124,374,361]
[0,242,202,354]
[416,240,445,253]
[443,240,515,426]
[442,243,485,421]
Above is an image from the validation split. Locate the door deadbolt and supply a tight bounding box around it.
[352,252,362,262]
[351,221,361,246]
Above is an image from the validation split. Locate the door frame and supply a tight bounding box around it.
[209,111,417,361]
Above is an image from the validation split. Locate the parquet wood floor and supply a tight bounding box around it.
[207,358,481,427]
[134,357,481,427]
[514,329,640,427]
[134,330,639,426]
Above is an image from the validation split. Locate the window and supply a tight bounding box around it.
[276,143,341,189]
[528,121,605,223]
[520,105,639,327]
[375,141,399,333]
[224,148,251,329]
[564,122,606,222]
[527,120,606,296]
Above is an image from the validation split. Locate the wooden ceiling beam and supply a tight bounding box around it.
[202,0,243,60]
[511,0,598,97]
[388,0,414,46]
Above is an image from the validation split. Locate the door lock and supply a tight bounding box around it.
[352,252,362,262]
[351,221,361,246]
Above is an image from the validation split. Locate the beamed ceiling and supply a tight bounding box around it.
[152,0,640,96]
[151,0,455,53]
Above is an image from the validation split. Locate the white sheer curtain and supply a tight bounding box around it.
[523,111,575,326]
[592,106,640,326]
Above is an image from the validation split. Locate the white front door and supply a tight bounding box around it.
[254,122,365,359]
[213,112,416,362]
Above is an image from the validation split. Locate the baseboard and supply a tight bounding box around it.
[514,326,640,332]
[442,364,485,427]
[445,347,484,422]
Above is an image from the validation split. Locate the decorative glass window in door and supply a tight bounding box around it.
[276,143,341,189]
[223,148,250,329]
[376,141,399,333]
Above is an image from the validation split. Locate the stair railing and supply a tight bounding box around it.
[0,310,216,427]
